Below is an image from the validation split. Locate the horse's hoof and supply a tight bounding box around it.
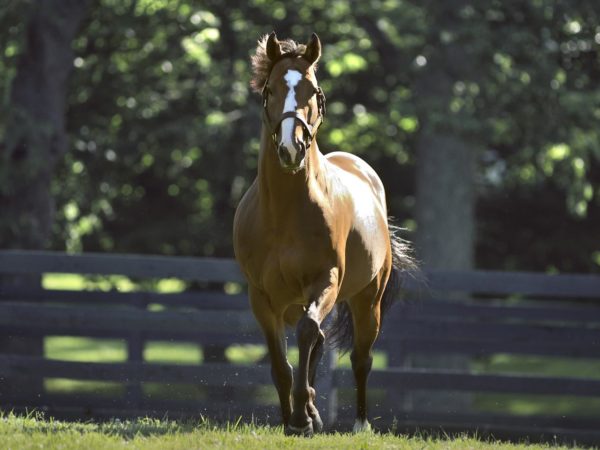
[310,411,323,433]
[285,420,314,437]
[353,419,372,433]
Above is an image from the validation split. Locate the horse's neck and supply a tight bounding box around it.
[258,130,326,222]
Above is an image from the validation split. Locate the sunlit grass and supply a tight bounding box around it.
[42,273,186,293]
[474,354,600,379]
[0,412,580,450]
[42,273,138,292]
[44,379,125,396]
[475,392,600,417]
[45,337,127,362]
[226,344,266,364]
[472,354,600,417]
[144,341,202,365]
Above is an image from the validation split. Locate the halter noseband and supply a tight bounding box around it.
[261,76,326,147]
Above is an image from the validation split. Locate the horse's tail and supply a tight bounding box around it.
[380,223,418,318]
[327,221,417,352]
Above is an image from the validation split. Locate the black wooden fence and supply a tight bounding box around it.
[0,250,599,445]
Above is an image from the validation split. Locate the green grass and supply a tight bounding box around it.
[143,341,203,365]
[42,273,186,293]
[46,337,127,363]
[474,354,600,380]
[0,412,585,450]
[472,354,600,416]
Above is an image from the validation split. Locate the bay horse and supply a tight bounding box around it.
[233,32,414,436]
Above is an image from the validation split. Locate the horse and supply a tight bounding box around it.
[233,32,414,436]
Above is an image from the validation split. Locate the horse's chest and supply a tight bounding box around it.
[258,231,334,294]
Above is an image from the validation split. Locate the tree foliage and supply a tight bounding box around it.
[1,0,599,272]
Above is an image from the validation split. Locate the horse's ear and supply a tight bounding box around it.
[304,33,322,65]
[266,31,282,61]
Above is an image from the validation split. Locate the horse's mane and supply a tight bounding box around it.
[250,35,308,93]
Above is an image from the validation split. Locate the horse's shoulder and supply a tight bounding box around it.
[234,180,257,221]
[233,180,261,252]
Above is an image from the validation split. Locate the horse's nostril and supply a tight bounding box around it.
[297,141,306,155]
[278,144,291,165]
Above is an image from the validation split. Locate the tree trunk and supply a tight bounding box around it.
[411,0,479,415]
[0,0,90,249]
[415,134,475,270]
[0,0,90,404]
[412,115,476,418]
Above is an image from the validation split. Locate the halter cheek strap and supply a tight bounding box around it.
[262,83,326,146]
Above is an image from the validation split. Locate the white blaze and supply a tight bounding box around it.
[280,70,303,162]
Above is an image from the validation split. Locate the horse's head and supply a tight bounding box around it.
[253,32,326,172]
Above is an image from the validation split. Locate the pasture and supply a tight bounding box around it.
[0,413,585,450]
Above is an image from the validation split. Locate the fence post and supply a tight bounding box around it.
[384,339,412,417]
[0,274,44,404]
[126,294,144,411]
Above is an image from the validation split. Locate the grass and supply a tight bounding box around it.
[0,412,586,450]
[41,273,186,293]
[472,354,600,416]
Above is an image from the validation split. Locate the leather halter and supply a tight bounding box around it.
[261,76,326,147]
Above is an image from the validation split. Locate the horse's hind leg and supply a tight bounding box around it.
[249,286,293,427]
[348,275,387,432]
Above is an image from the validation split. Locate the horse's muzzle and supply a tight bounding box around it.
[278,142,306,171]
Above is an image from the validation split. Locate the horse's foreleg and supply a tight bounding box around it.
[306,327,325,432]
[308,328,325,388]
[288,275,338,436]
[267,329,293,426]
[249,287,292,427]
[287,313,321,436]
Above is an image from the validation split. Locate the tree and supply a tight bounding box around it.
[0,0,91,400]
[413,0,479,270]
[3,0,598,276]
[0,0,91,249]
[410,0,600,273]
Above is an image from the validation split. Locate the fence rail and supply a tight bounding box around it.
[1,250,599,445]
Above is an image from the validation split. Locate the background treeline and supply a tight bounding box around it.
[1,0,599,273]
